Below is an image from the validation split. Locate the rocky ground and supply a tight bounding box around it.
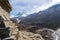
[14,28,59,40]
[15,31,44,40]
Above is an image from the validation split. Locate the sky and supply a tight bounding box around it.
[9,0,60,18]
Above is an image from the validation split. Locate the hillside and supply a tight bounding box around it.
[20,4,60,30]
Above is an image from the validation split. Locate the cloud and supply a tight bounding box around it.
[34,0,60,12]
[9,0,56,18]
[24,0,60,15]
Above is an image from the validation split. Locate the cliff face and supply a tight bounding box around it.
[0,0,12,39]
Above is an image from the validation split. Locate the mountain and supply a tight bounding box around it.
[11,17,25,23]
[20,4,60,30]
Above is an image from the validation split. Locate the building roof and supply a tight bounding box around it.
[0,0,12,13]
